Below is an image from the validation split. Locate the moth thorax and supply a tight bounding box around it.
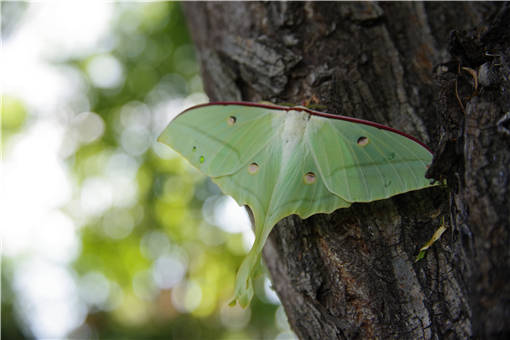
[281,110,308,144]
[280,110,309,164]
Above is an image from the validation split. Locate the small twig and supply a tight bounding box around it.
[454,79,465,114]
[461,66,478,93]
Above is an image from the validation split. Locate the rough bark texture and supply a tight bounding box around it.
[182,2,509,339]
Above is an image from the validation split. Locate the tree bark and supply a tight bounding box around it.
[182,2,509,339]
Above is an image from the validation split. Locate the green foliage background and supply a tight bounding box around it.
[2,3,293,339]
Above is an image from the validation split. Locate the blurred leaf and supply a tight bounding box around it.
[2,96,27,133]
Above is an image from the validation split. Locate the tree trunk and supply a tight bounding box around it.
[182,2,509,339]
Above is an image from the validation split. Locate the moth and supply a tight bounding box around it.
[159,102,435,307]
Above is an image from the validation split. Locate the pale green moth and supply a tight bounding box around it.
[158,102,435,307]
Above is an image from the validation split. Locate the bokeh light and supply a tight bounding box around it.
[87,55,125,89]
[1,2,294,339]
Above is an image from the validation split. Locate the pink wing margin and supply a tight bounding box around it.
[177,101,433,153]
